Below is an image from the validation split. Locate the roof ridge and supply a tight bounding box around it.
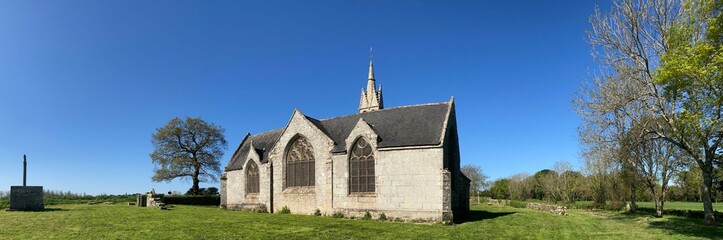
[249,128,284,137]
[317,101,449,122]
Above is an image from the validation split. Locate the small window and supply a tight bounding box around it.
[349,138,375,193]
[286,136,315,187]
[246,161,260,194]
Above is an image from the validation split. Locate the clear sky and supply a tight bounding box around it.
[0,0,613,195]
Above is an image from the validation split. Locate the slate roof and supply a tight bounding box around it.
[317,102,450,152]
[225,101,451,171]
[226,129,283,171]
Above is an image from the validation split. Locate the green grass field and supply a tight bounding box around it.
[1,203,721,239]
[633,201,723,211]
[571,201,723,211]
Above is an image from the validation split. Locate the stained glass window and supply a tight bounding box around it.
[350,138,375,193]
[246,160,260,194]
[286,136,315,187]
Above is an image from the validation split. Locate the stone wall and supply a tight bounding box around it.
[269,110,334,214]
[220,174,227,208]
[331,147,446,221]
[526,203,567,215]
[10,186,44,211]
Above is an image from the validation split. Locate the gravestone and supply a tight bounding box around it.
[8,155,44,211]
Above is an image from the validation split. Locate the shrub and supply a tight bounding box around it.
[161,195,220,206]
[314,209,321,216]
[332,211,344,218]
[605,201,626,211]
[510,200,527,208]
[378,213,387,221]
[280,206,291,214]
[362,211,372,220]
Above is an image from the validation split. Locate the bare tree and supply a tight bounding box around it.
[623,126,685,217]
[461,164,489,204]
[507,173,532,201]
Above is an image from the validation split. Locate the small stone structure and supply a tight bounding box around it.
[137,190,166,210]
[526,203,567,215]
[10,186,44,211]
[136,194,148,207]
[9,155,44,211]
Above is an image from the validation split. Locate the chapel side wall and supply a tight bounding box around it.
[270,114,335,215]
[332,147,445,220]
[225,161,271,211]
[225,170,245,207]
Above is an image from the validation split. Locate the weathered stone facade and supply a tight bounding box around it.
[222,61,469,222]
[9,186,44,211]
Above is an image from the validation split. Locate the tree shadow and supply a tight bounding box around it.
[41,208,67,212]
[609,211,722,239]
[457,210,515,223]
[646,216,723,239]
[5,207,67,212]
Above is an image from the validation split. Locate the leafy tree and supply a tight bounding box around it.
[151,117,227,195]
[653,0,723,224]
[581,0,721,224]
[532,169,555,200]
[461,164,489,204]
[489,178,510,199]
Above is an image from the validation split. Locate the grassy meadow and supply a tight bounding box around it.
[1,203,722,239]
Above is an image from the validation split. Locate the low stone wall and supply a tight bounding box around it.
[226,203,267,213]
[526,203,566,215]
[486,198,510,206]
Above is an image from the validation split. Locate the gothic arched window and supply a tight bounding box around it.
[349,137,375,193]
[285,136,315,187]
[246,160,260,194]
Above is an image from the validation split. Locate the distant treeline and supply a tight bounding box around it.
[0,190,137,209]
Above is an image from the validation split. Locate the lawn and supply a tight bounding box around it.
[1,203,721,239]
[633,201,723,211]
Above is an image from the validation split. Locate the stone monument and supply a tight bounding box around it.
[9,155,44,211]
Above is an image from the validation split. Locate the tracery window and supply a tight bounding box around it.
[349,137,375,193]
[285,136,315,187]
[246,160,260,194]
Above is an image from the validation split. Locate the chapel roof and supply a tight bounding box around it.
[225,100,451,171]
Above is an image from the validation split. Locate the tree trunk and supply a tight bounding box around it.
[658,190,666,218]
[700,162,717,225]
[191,160,201,195]
[629,183,637,212]
[652,190,662,218]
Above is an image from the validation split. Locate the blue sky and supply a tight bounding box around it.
[0,0,612,195]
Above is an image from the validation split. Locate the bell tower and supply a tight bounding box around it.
[359,49,383,113]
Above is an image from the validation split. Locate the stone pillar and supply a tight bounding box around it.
[220,173,227,209]
[441,169,452,223]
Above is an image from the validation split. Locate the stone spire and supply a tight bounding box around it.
[359,49,383,113]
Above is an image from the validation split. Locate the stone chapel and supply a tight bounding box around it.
[221,58,470,222]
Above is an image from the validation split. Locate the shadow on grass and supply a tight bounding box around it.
[647,216,722,239]
[457,210,515,223]
[610,211,722,239]
[42,208,67,212]
[4,207,67,212]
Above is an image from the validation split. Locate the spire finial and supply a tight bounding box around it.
[368,47,375,80]
[370,47,373,61]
